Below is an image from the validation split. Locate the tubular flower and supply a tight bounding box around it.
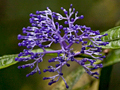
[15,4,108,88]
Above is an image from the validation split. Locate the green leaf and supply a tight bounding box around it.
[0,48,55,70]
[101,26,120,49]
[100,40,120,49]
[102,26,120,42]
[0,54,18,69]
[88,26,120,49]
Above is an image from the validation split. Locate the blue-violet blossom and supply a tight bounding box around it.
[15,4,108,89]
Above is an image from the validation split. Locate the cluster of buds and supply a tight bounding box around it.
[15,4,108,88]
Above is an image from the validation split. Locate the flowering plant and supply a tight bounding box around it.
[1,1,120,90]
[15,4,108,88]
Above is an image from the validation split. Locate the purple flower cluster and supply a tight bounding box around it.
[15,4,108,88]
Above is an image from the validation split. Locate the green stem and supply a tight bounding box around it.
[99,65,113,90]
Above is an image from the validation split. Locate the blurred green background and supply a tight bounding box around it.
[0,0,120,90]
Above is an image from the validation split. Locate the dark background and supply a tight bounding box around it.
[0,0,120,90]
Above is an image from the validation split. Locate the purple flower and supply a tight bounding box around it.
[15,4,108,88]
